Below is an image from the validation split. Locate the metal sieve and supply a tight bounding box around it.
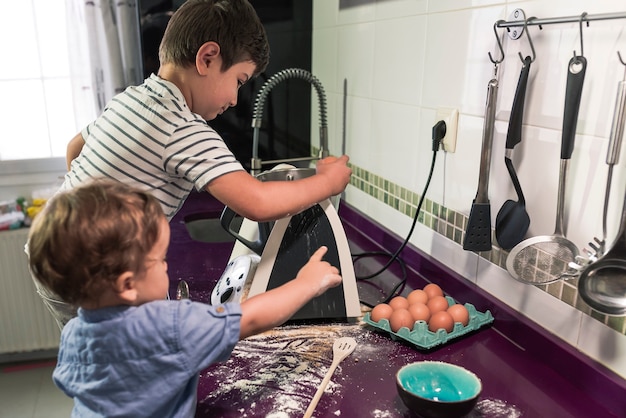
[506,54,586,285]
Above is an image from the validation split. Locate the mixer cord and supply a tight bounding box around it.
[354,120,446,307]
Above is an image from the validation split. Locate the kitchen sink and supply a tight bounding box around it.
[184,212,243,243]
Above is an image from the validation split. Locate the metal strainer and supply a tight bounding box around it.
[506,230,579,285]
[506,54,586,285]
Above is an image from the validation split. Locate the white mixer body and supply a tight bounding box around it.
[220,198,361,321]
[211,254,260,305]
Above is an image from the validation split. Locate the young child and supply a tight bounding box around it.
[35,0,352,327]
[28,180,343,417]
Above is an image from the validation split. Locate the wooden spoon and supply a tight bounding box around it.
[303,337,357,418]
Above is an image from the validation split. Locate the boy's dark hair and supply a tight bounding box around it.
[159,0,269,76]
[28,180,165,305]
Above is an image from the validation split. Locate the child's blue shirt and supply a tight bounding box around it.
[53,300,241,417]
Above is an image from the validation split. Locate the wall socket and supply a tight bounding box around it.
[436,108,459,152]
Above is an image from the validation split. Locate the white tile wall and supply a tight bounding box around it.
[371,15,425,106]
[313,0,626,379]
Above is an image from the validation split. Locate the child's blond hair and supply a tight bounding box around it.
[28,180,165,305]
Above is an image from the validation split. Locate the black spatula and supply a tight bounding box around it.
[496,56,532,250]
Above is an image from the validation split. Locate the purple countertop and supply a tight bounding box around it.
[168,191,626,417]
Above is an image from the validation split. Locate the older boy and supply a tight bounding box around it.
[36,0,351,327]
[64,0,350,220]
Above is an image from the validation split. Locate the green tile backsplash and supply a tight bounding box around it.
[348,163,626,336]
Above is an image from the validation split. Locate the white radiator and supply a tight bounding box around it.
[0,228,60,354]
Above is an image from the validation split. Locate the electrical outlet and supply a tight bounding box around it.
[436,108,459,152]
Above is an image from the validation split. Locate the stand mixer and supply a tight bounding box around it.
[215,167,361,322]
[211,68,360,322]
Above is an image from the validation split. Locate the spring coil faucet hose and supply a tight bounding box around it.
[251,68,329,171]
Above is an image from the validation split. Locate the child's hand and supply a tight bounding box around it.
[315,155,351,196]
[296,246,342,296]
[238,246,343,338]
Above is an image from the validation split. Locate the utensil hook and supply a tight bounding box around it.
[488,20,506,65]
[518,16,538,63]
[574,12,588,57]
[619,51,626,79]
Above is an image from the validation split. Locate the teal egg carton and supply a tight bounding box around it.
[363,296,494,350]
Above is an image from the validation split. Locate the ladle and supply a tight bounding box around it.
[578,72,626,315]
[588,63,626,258]
[579,189,626,315]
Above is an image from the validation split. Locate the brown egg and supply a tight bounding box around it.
[408,302,431,323]
[407,289,428,305]
[448,303,470,326]
[388,296,409,310]
[423,283,444,299]
[370,303,393,323]
[389,308,415,332]
[428,310,455,333]
[427,295,449,314]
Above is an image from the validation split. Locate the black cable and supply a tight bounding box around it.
[354,251,408,308]
[354,120,446,306]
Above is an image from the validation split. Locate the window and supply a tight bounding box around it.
[0,1,94,162]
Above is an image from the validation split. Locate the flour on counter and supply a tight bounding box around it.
[201,323,367,417]
[473,398,522,418]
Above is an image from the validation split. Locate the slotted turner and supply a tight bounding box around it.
[463,77,499,251]
[303,337,357,418]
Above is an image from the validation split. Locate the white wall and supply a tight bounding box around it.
[312,0,626,379]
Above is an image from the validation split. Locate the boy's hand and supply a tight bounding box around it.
[296,246,342,296]
[315,155,351,196]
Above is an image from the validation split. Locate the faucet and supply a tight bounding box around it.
[250,68,328,175]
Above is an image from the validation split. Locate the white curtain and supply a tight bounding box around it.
[65,0,143,121]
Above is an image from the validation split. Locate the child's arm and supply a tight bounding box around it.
[238,246,342,339]
[206,155,352,222]
[66,133,85,170]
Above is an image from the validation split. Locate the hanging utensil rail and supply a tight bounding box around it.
[491,10,626,63]
[496,11,626,30]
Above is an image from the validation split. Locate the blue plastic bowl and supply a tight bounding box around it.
[396,361,482,418]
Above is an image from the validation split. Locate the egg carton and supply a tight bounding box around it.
[363,296,494,350]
